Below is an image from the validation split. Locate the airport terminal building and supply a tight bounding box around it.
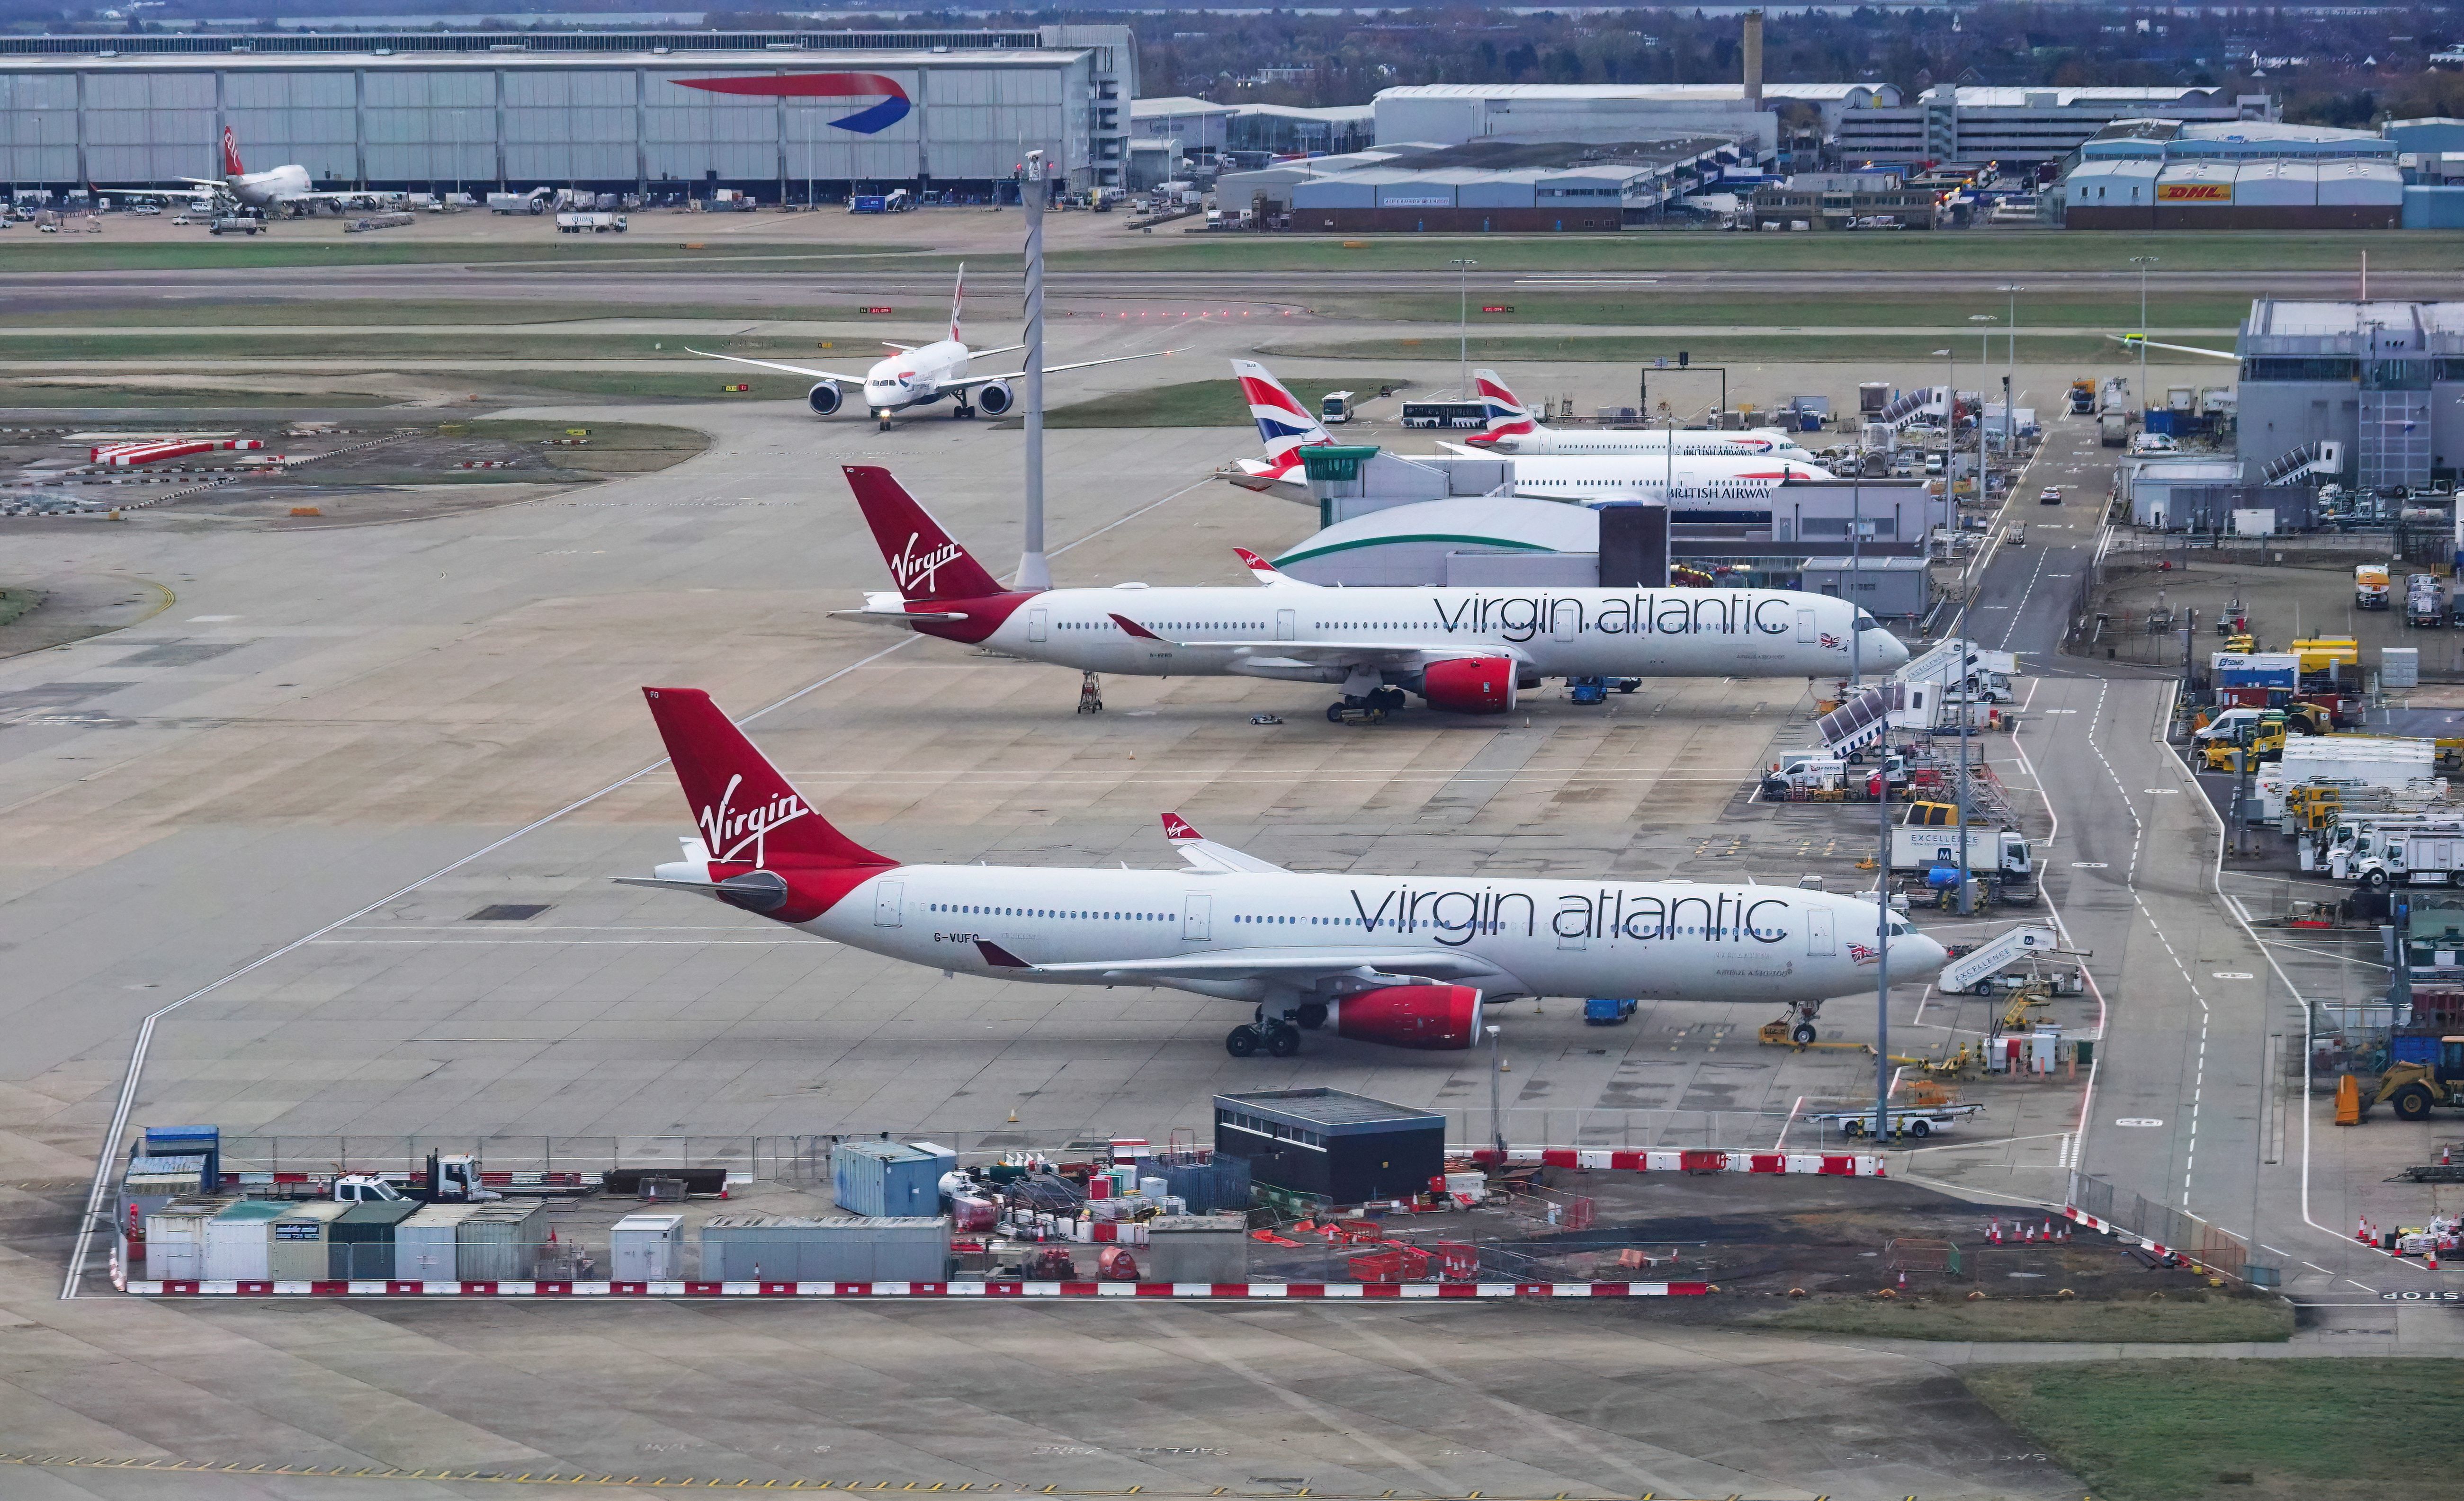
[0,26,1134,197]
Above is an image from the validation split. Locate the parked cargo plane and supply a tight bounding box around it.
[111,126,390,215]
[837,465,1906,720]
[1458,370,1821,461]
[690,267,1174,429]
[622,687,1949,1056]
[1223,361,1837,521]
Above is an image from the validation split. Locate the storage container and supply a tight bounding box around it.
[1143,1215,1250,1282]
[700,1215,948,1281]
[141,1198,230,1279]
[267,1201,351,1280]
[609,1213,684,1280]
[141,1126,220,1190]
[329,1200,421,1279]
[125,1153,212,1196]
[1160,1154,1251,1214]
[2384,646,2421,689]
[454,1202,544,1280]
[202,1199,287,1281]
[832,1141,956,1217]
[394,1202,482,1281]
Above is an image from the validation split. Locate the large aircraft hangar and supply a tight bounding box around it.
[0,25,1134,196]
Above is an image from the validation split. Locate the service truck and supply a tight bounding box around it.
[1887,820,2035,893]
[2068,378,2096,415]
[2098,410,2128,447]
[555,211,627,233]
[2357,563,2392,610]
[2352,832,2464,889]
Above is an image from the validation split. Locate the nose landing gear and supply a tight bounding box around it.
[873,409,892,432]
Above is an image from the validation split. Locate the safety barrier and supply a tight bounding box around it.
[1466,1146,1886,1177]
[124,1278,1710,1300]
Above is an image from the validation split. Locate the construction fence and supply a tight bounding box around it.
[2066,1169,2267,1285]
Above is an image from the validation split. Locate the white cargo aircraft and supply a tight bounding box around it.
[1222,361,1837,521]
[622,687,1950,1057]
[1457,370,1822,461]
[689,267,1174,429]
[836,465,1906,720]
[114,127,391,215]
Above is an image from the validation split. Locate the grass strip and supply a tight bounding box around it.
[1256,333,2228,364]
[1964,1357,2464,1501]
[1748,1293,2293,1343]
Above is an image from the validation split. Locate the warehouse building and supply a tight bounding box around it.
[2236,300,2464,493]
[2074,117,2393,164]
[1745,170,1938,229]
[1836,85,2274,165]
[1240,137,1748,229]
[0,26,1134,196]
[2061,157,2402,229]
[1370,82,1895,159]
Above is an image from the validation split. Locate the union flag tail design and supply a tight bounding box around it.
[221,125,245,178]
[842,465,1008,602]
[947,263,965,345]
[1231,359,1332,463]
[1471,369,1535,445]
[641,688,892,869]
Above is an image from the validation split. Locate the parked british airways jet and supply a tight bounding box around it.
[621,688,1947,1057]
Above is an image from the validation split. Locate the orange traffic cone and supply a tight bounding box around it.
[2360,1216,2374,1244]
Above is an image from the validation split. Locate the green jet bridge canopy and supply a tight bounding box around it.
[1299,445,1383,482]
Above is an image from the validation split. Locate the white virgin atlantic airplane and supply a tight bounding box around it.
[690,267,1174,429]
[836,465,1907,719]
[621,687,1949,1056]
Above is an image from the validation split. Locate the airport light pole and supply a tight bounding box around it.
[1451,258,1478,397]
[1487,1023,1506,1156]
[1874,720,1892,1145]
[1934,346,1954,503]
[1998,283,2023,457]
[1969,314,1996,494]
[1017,149,1051,590]
[2130,255,2159,413]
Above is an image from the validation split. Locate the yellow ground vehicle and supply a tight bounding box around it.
[2356,1037,2464,1121]
[2290,637,2361,675]
[2200,710,2288,770]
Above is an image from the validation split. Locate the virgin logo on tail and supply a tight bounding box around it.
[891,532,966,596]
[221,125,244,177]
[699,772,812,865]
[1162,813,1200,841]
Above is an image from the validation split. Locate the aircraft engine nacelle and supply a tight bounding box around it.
[1329,985,1483,1050]
[1419,656,1517,714]
[975,380,1015,417]
[807,383,844,417]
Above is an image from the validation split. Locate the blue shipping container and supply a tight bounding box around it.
[833,1141,955,1217]
[2219,668,2298,689]
[142,1126,219,1189]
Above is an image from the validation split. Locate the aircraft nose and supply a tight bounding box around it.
[1864,628,1910,670]
[1900,929,1949,975]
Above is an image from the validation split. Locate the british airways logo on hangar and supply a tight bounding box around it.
[671,71,912,134]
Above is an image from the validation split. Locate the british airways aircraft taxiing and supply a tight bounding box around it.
[622,687,1950,1056]
[1224,360,1837,522]
[836,465,1907,721]
[690,267,1174,430]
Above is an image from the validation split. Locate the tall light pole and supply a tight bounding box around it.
[1451,257,1478,396]
[1969,313,1996,492]
[2129,255,2158,415]
[1934,346,1955,503]
[1486,1023,1506,1156]
[1017,148,1051,590]
[1874,706,1893,1145]
[1998,283,2023,457]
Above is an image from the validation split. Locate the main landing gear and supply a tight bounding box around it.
[1077,671,1104,714]
[1325,687,1407,724]
[1226,1003,1325,1057]
[953,400,976,420]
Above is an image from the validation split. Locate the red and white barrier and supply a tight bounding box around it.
[91,438,263,466]
[124,1278,1710,1300]
[1466,1147,1886,1177]
[2061,1206,2186,1266]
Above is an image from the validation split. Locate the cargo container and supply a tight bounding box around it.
[455,1202,544,1279]
[610,1213,684,1280]
[330,1199,420,1278]
[833,1140,955,1218]
[1157,1153,1252,1214]
[203,1199,287,1281]
[2212,651,2300,690]
[1143,1215,1250,1281]
[142,1198,230,1280]
[2385,646,2422,689]
[699,1216,948,1282]
[268,1201,352,1280]
[395,1202,482,1280]
[124,1153,211,1197]
[142,1126,220,1189]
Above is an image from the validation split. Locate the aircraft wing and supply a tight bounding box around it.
[1161,811,1289,874]
[685,348,869,384]
[1109,614,1526,670]
[949,348,1177,389]
[978,943,1513,987]
[2108,333,2237,362]
[966,342,1027,361]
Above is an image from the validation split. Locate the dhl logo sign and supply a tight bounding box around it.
[2159,183,2232,202]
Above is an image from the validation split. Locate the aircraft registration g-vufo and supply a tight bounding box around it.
[687,267,1174,429]
[1224,360,1837,522]
[620,686,1950,1057]
[834,465,1908,719]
